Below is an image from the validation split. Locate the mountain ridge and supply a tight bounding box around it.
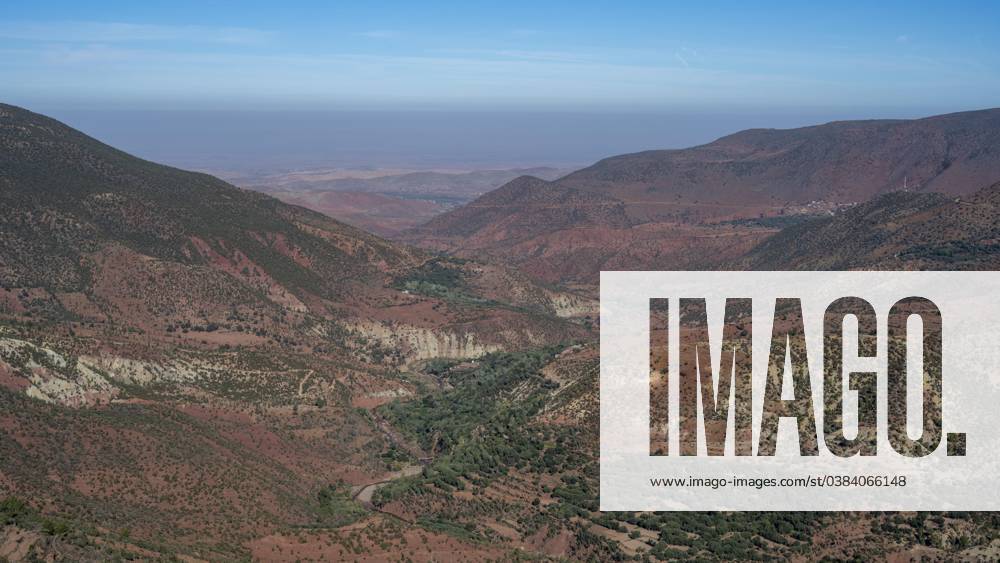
[404,108,1000,283]
[0,102,590,360]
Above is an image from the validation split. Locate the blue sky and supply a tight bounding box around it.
[3,1,999,111]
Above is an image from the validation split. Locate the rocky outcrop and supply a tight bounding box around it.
[544,290,596,318]
[80,354,200,386]
[349,321,505,361]
[0,338,212,406]
[0,338,116,406]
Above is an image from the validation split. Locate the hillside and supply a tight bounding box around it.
[2,103,999,560]
[0,104,594,560]
[0,105,415,295]
[0,103,589,359]
[739,181,1000,270]
[561,108,1000,204]
[404,109,1000,283]
[356,180,1000,561]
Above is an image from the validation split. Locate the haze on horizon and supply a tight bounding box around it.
[2,0,998,171]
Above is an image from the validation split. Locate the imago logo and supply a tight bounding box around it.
[648,296,963,459]
[600,272,1000,511]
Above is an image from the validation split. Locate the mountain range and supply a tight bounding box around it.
[404,108,1000,283]
[1,103,999,561]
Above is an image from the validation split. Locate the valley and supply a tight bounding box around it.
[228,166,576,237]
[1,103,999,560]
[5,0,999,559]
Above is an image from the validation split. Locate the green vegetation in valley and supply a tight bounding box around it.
[372,346,1000,561]
[316,482,367,527]
[380,347,560,455]
[393,258,495,307]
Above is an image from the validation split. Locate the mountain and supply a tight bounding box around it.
[0,103,588,361]
[404,109,1000,283]
[2,103,998,561]
[0,106,413,299]
[410,175,631,239]
[0,104,595,559]
[355,179,1000,562]
[739,181,1000,270]
[559,108,1000,204]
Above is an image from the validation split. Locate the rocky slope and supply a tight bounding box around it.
[738,181,1000,270]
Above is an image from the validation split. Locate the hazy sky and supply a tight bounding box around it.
[42,108,956,172]
[2,1,998,170]
[4,1,998,110]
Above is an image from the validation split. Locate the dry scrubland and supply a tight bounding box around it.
[1,103,999,560]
